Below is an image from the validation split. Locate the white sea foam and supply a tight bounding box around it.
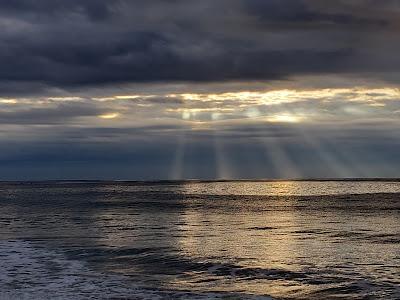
[0,240,273,300]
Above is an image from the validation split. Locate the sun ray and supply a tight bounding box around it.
[169,128,186,180]
[258,135,302,179]
[212,129,232,180]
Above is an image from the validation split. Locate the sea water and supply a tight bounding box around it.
[0,181,399,299]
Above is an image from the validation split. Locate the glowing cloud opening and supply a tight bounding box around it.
[98,113,120,119]
[266,114,303,123]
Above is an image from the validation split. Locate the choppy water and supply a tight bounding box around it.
[0,181,399,299]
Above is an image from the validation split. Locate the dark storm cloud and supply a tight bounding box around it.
[0,100,105,124]
[0,0,116,21]
[244,0,387,27]
[0,0,397,94]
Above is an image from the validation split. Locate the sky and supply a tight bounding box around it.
[1,0,400,180]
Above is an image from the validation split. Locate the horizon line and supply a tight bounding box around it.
[1,178,400,183]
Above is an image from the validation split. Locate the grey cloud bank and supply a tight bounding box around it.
[0,0,400,94]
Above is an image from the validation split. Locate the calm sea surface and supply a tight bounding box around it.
[0,181,399,299]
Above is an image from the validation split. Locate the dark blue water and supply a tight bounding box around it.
[0,181,399,299]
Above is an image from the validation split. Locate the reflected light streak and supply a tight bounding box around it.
[176,183,299,296]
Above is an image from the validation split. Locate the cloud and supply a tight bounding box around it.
[0,0,399,95]
[244,0,387,27]
[0,1,400,179]
[0,100,106,124]
[1,87,399,126]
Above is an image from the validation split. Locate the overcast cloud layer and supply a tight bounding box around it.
[2,0,400,94]
[0,0,400,179]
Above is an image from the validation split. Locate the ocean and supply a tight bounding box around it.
[0,181,399,299]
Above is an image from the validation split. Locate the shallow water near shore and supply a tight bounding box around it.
[0,181,399,299]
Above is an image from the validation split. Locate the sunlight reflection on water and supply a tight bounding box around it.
[0,181,399,299]
[157,180,400,196]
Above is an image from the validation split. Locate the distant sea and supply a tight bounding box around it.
[0,181,399,299]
